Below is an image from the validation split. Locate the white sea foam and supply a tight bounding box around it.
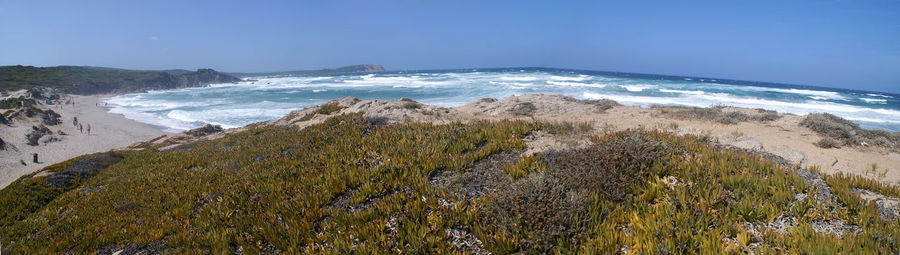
[659,89,705,95]
[500,76,538,81]
[867,93,894,98]
[861,98,888,104]
[581,91,900,126]
[107,106,196,133]
[546,80,606,88]
[767,88,846,100]
[621,85,655,92]
[549,75,589,81]
[106,70,900,132]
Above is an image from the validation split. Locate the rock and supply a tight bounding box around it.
[445,228,491,255]
[716,133,737,144]
[41,109,62,126]
[773,149,806,165]
[811,219,860,238]
[25,125,52,146]
[39,135,60,144]
[852,188,900,220]
[731,137,764,151]
[185,124,224,137]
[717,133,763,151]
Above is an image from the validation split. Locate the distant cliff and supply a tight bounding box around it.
[0,65,242,95]
[229,64,385,78]
[330,64,385,73]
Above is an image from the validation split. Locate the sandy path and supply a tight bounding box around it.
[0,95,165,188]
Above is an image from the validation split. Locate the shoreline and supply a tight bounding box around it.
[0,94,165,188]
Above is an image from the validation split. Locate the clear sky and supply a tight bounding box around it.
[1,0,898,93]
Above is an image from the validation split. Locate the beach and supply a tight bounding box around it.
[0,95,165,188]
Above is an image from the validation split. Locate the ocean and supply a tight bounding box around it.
[104,68,900,133]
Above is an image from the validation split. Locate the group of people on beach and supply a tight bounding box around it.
[72,117,91,135]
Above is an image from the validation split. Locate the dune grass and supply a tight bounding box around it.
[1,113,898,253]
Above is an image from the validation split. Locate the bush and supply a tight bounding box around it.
[315,102,345,115]
[0,97,36,109]
[717,111,751,124]
[814,137,841,149]
[298,102,347,121]
[41,109,61,126]
[509,102,537,116]
[800,113,859,145]
[655,106,722,122]
[545,131,671,202]
[486,131,673,252]
[801,113,900,150]
[657,106,782,125]
[401,101,420,110]
[752,109,782,122]
[25,125,52,146]
[185,124,223,136]
[484,173,586,252]
[578,98,619,112]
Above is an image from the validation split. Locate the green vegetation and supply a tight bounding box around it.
[298,102,347,121]
[509,102,537,116]
[564,97,620,113]
[227,64,385,78]
[801,113,900,150]
[814,137,842,149]
[1,113,898,253]
[655,106,782,125]
[0,65,240,95]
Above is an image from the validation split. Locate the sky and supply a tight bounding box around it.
[1,0,899,93]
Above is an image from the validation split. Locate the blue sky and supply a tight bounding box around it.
[1,0,898,93]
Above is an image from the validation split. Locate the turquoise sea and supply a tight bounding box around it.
[105,68,900,132]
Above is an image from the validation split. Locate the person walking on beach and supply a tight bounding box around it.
[79,123,83,134]
[86,124,91,135]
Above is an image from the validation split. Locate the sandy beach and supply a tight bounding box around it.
[0,95,165,188]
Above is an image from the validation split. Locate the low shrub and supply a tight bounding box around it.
[657,106,781,125]
[581,98,619,112]
[510,102,537,116]
[717,111,751,124]
[814,137,841,149]
[401,101,420,110]
[800,113,860,145]
[298,102,347,121]
[185,124,223,136]
[485,131,673,252]
[544,131,672,202]
[484,173,587,252]
[801,113,900,150]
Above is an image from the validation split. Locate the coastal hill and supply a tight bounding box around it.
[1,95,900,253]
[0,65,242,95]
[228,64,386,78]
